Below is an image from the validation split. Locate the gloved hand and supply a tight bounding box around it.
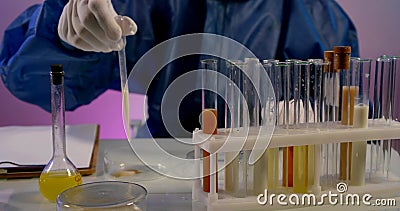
[58,0,137,52]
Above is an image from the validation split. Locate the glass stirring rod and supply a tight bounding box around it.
[115,16,132,139]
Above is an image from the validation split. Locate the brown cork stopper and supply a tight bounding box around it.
[202,109,218,135]
[324,51,334,72]
[334,46,351,70]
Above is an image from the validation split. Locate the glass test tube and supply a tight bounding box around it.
[325,51,341,125]
[243,59,255,195]
[304,59,324,190]
[372,56,394,180]
[308,59,324,125]
[244,58,260,127]
[285,59,299,127]
[244,58,269,195]
[274,62,293,190]
[263,60,280,191]
[292,61,311,193]
[224,61,240,195]
[334,46,353,183]
[389,56,400,181]
[236,61,249,197]
[201,59,218,193]
[323,51,339,187]
[263,59,278,126]
[375,56,394,125]
[224,60,247,197]
[350,58,372,186]
[310,59,329,193]
[392,56,400,123]
[353,59,371,128]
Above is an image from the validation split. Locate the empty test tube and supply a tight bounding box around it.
[392,56,400,123]
[324,51,341,125]
[244,58,261,128]
[308,59,324,124]
[375,56,394,125]
[323,50,338,186]
[372,56,394,180]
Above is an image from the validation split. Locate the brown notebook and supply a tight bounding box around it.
[0,124,100,179]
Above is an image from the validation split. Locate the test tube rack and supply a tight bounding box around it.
[192,120,400,211]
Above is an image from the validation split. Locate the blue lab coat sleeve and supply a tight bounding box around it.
[0,1,122,112]
[1,0,359,137]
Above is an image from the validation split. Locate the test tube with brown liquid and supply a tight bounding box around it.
[334,46,355,183]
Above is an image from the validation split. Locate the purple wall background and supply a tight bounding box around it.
[0,0,146,139]
[1,0,399,138]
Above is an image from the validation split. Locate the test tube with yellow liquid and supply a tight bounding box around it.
[263,60,280,191]
[39,65,82,202]
[292,61,312,193]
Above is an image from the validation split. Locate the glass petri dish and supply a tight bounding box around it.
[103,146,166,182]
[56,181,147,210]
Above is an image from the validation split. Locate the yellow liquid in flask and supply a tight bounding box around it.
[39,171,82,202]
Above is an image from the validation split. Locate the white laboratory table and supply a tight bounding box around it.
[0,139,201,211]
[1,139,399,211]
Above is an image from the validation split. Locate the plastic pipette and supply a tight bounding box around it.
[115,15,132,139]
[118,36,131,139]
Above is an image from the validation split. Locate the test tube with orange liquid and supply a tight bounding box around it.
[201,59,218,193]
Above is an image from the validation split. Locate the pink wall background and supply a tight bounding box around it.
[0,0,146,139]
[1,0,399,138]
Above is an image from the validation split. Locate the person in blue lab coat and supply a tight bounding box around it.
[0,0,359,138]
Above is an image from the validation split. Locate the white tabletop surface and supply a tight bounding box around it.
[1,138,399,211]
[0,138,202,211]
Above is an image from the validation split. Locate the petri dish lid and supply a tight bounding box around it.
[57,181,147,208]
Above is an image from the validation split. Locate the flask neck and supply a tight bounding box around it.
[51,82,67,158]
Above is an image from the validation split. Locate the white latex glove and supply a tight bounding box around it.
[58,0,137,52]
